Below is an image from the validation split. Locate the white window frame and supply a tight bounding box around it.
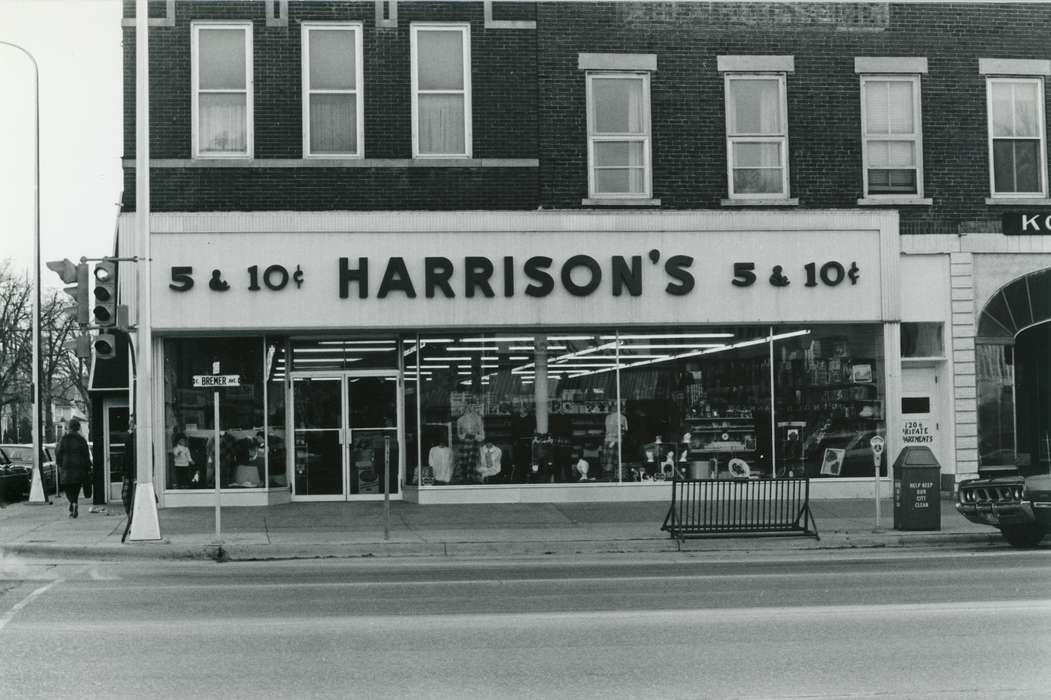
[986,76,1048,198]
[724,73,790,200]
[860,74,924,198]
[191,21,254,159]
[585,71,653,200]
[410,22,472,159]
[301,22,364,159]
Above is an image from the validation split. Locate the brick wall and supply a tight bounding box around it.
[123,1,1051,230]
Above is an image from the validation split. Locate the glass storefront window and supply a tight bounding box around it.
[412,324,886,486]
[163,337,266,490]
[977,342,1015,468]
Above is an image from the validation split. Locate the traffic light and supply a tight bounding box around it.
[46,258,90,326]
[93,260,117,327]
[93,332,116,360]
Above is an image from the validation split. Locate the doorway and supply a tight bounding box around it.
[290,371,402,500]
[102,398,130,503]
[901,366,946,471]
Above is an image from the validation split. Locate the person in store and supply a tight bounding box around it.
[477,440,502,483]
[455,404,484,483]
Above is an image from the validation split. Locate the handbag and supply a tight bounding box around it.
[83,472,93,499]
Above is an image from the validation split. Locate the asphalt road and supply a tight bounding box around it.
[1,549,1049,699]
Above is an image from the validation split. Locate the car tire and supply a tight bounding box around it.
[1000,524,1046,548]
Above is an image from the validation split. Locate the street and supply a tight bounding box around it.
[1,548,1049,699]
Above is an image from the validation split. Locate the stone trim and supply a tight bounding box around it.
[375,0,397,29]
[124,158,539,169]
[949,251,979,480]
[121,0,175,28]
[578,53,657,72]
[717,55,795,73]
[854,57,928,74]
[979,58,1051,76]
[484,0,536,29]
[265,0,289,28]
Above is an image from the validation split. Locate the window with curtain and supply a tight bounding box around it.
[861,76,922,196]
[587,73,652,198]
[412,24,471,157]
[193,23,252,157]
[988,77,1046,196]
[303,23,362,157]
[726,75,788,197]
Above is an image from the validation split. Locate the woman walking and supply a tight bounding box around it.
[56,418,91,518]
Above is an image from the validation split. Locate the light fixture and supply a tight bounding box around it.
[600,333,735,340]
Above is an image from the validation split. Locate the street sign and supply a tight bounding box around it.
[192,374,241,388]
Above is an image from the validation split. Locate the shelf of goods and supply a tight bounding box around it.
[683,416,758,478]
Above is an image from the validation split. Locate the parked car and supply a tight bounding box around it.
[801,428,883,478]
[957,472,1051,548]
[0,445,33,502]
[0,443,59,495]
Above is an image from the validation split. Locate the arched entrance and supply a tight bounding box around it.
[976,267,1051,476]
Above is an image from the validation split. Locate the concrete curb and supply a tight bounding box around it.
[2,531,1009,562]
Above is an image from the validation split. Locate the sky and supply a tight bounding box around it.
[0,0,123,291]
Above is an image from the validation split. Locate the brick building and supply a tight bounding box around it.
[96,1,1051,508]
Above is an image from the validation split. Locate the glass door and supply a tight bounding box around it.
[290,372,402,500]
[346,376,399,496]
[104,400,130,503]
[292,376,344,498]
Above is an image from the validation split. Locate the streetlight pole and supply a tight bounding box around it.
[0,40,43,502]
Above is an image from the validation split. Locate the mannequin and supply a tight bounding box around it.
[455,405,485,483]
[603,409,627,479]
[477,440,502,483]
[428,438,453,484]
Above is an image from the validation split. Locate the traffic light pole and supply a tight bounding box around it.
[128,0,161,541]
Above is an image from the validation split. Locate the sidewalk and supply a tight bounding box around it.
[0,495,1003,562]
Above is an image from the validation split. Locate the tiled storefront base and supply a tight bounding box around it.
[404,478,893,505]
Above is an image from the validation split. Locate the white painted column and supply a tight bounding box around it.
[949,252,979,482]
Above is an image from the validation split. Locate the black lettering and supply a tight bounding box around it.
[503,256,515,297]
[561,255,602,297]
[377,257,417,298]
[664,255,695,296]
[524,256,554,297]
[338,257,368,299]
[424,257,455,298]
[464,257,495,298]
[611,256,642,296]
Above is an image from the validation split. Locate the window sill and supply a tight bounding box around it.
[985,197,1051,206]
[857,197,933,206]
[582,198,662,207]
[720,198,799,207]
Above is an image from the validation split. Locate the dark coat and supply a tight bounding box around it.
[57,432,91,485]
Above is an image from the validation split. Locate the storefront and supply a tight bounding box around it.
[124,210,904,507]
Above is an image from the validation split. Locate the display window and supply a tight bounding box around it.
[410,324,886,486]
[163,337,275,491]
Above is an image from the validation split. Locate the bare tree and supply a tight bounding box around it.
[0,263,31,438]
[0,260,89,442]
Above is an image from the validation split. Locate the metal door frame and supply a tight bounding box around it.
[289,369,404,501]
[102,397,130,503]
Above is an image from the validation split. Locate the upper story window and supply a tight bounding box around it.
[302,23,363,158]
[987,77,1047,197]
[861,76,923,197]
[586,72,652,199]
[411,23,471,158]
[723,71,790,199]
[192,22,253,158]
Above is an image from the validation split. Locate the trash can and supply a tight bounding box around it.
[892,446,941,530]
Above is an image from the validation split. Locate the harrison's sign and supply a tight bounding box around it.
[1003,212,1051,236]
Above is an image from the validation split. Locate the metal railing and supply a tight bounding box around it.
[662,476,819,542]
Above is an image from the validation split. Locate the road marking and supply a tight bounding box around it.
[0,580,59,632]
